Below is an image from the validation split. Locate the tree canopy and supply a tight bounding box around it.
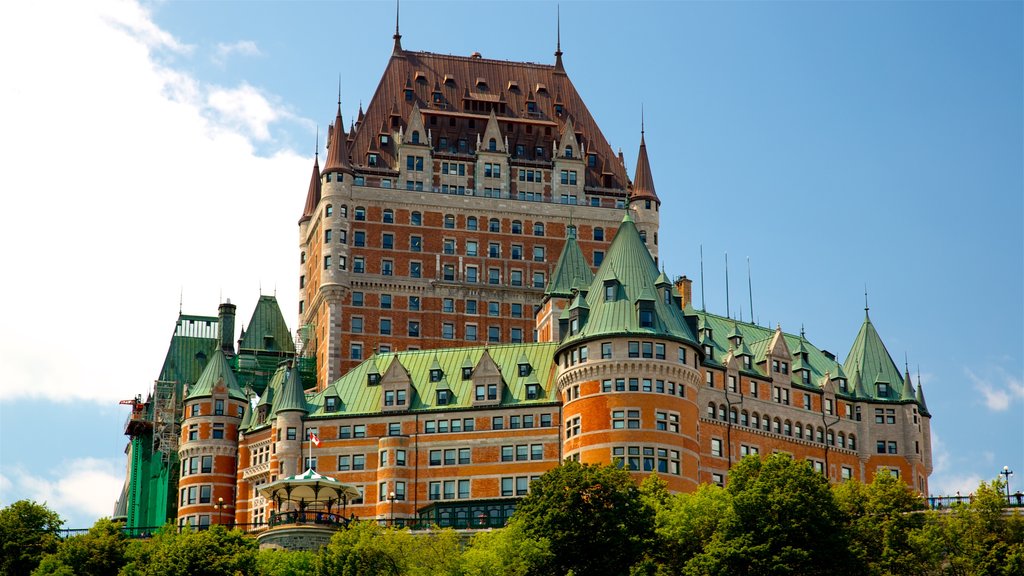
[0,499,63,576]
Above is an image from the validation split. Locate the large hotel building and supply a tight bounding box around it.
[116,20,932,532]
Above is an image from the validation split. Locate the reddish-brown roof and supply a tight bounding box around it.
[630,131,659,203]
[299,154,321,224]
[323,102,353,176]
[346,49,629,192]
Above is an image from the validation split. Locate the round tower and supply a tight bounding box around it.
[555,213,702,492]
[177,349,248,529]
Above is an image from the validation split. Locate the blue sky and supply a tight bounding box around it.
[0,0,1020,528]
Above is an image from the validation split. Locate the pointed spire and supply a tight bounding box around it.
[323,87,353,176]
[274,362,308,415]
[916,366,930,415]
[393,0,403,53]
[298,130,322,224]
[554,4,564,72]
[901,364,915,401]
[630,110,659,204]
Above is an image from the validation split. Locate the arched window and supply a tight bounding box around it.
[565,146,573,158]
[488,138,497,151]
[740,410,749,427]
[467,216,478,231]
[411,131,420,144]
[838,433,846,449]
[763,415,771,432]
[784,420,792,436]
[533,222,545,236]
[707,403,716,419]
[816,427,824,443]
[729,408,738,424]
[795,423,803,438]
[718,404,726,421]
[849,434,857,450]
[488,218,500,232]
[511,220,522,234]
[751,412,760,429]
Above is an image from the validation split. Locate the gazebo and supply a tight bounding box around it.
[256,468,361,550]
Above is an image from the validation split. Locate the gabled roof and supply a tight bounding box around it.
[843,311,905,399]
[186,349,247,401]
[239,295,295,354]
[558,212,697,348]
[298,153,321,224]
[345,49,628,191]
[545,225,594,297]
[306,343,558,417]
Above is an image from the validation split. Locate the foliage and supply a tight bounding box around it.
[686,454,852,576]
[255,548,315,576]
[461,521,551,576]
[509,461,654,576]
[0,500,64,576]
[31,518,129,576]
[833,470,927,575]
[118,525,256,576]
[652,483,733,574]
[314,521,462,576]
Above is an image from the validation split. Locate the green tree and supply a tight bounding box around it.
[509,461,654,576]
[0,500,64,576]
[911,480,1024,575]
[118,525,256,576]
[833,471,927,575]
[314,521,462,576]
[255,548,315,576]
[32,518,129,576]
[651,483,733,574]
[687,454,852,576]
[461,521,551,576]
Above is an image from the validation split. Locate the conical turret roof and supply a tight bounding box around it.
[558,212,696,349]
[545,225,594,298]
[186,349,247,401]
[630,130,659,204]
[239,295,295,354]
[299,153,321,224]
[323,101,353,176]
[274,363,308,415]
[843,310,903,398]
[916,381,930,416]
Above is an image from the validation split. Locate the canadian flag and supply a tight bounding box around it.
[309,430,321,446]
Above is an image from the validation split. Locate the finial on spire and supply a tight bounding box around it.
[315,125,319,160]
[864,285,869,313]
[904,352,909,373]
[393,0,403,52]
[641,103,645,137]
[554,4,564,70]
[337,75,342,110]
[801,324,806,338]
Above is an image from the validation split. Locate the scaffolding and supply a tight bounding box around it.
[152,380,179,465]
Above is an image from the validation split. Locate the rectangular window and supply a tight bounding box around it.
[711,438,723,457]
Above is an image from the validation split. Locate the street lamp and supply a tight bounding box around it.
[216,497,225,526]
[1000,466,1014,504]
[388,491,396,527]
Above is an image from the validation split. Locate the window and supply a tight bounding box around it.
[533,246,545,262]
[442,299,454,313]
[533,222,545,236]
[409,296,420,311]
[409,262,421,278]
[380,294,392,309]
[379,318,392,335]
[388,422,402,436]
[532,272,545,288]
[352,292,364,306]
[350,343,363,360]
[612,409,641,429]
[381,259,393,276]
[565,416,581,438]
[656,411,679,433]
[351,317,363,333]
[353,257,365,273]
[510,270,523,286]
[408,321,420,337]
[354,207,366,221]
[444,214,455,229]
[593,251,604,266]
[711,438,723,457]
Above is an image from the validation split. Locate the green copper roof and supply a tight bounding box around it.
[239,398,253,431]
[307,343,559,417]
[239,295,295,354]
[843,311,906,400]
[545,225,595,297]
[157,314,219,385]
[274,364,309,415]
[916,382,930,416]
[900,369,915,401]
[559,213,697,348]
[186,349,247,401]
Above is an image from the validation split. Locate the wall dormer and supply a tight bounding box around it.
[471,349,505,407]
[379,357,412,412]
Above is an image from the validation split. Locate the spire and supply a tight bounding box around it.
[298,130,322,224]
[323,87,354,176]
[554,4,564,72]
[629,111,659,204]
[916,367,930,415]
[545,223,594,298]
[393,0,403,53]
[274,362,308,415]
[843,305,902,398]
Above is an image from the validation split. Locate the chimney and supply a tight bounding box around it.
[674,276,693,310]
[218,299,236,354]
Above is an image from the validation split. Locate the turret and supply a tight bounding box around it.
[629,119,661,261]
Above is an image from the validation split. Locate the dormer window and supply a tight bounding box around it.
[838,379,848,393]
[554,104,564,116]
[781,362,789,375]
[801,370,810,385]
[704,345,713,359]
[367,373,380,385]
[368,154,379,167]
[462,367,473,380]
[411,131,420,144]
[436,389,450,405]
[404,88,414,101]
[604,281,617,302]
[325,397,339,412]
[527,101,537,113]
[876,383,890,397]
[380,134,390,146]
[430,368,443,382]
[565,146,573,158]
[433,91,443,104]
[518,363,531,377]
[638,303,655,328]
[526,384,540,400]
[664,289,672,305]
[743,356,752,369]
[488,138,497,151]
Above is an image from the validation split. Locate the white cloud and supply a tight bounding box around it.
[214,40,261,64]
[0,0,305,404]
[1,459,125,526]
[927,432,986,496]
[207,83,286,141]
[966,367,1024,412]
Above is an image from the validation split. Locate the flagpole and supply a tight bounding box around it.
[307,430,311,471]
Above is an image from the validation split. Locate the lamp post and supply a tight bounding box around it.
[388,491,396,527]
[216,497,224,526]
[1000,466,1014,504]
